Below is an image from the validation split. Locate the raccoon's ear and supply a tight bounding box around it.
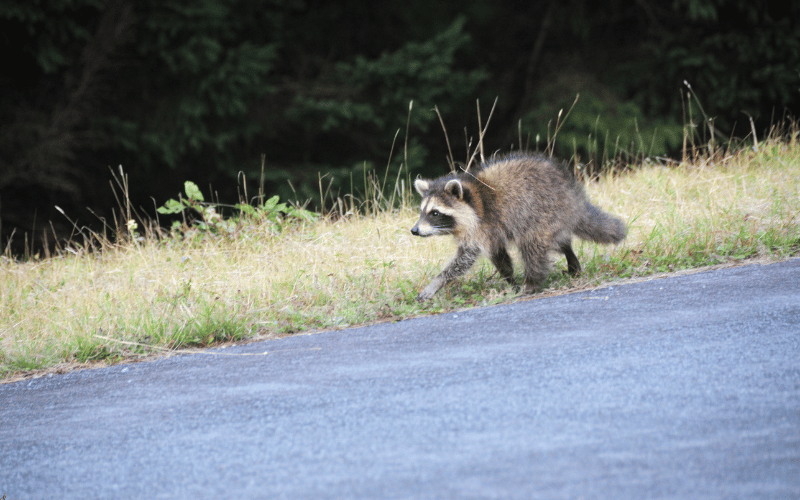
[414,179,430,196]
[444,179,464,200]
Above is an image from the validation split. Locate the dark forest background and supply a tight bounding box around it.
[1,0,798,255]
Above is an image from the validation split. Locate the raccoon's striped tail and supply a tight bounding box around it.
[574,202,626,244]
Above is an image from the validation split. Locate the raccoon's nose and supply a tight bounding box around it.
[411,225,419,236]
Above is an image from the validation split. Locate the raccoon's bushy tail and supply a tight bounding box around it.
[574,202,626,244]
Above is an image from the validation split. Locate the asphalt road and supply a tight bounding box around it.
[2,258,799,499]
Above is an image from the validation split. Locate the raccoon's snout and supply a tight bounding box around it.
[411,222,431,237]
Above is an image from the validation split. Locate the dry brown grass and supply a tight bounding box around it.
[2,129,798,380]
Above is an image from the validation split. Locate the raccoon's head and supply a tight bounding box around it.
[410,177,473,238]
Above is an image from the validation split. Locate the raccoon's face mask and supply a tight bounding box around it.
[410,178,459,237]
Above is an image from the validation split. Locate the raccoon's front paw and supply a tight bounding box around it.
[416,288,436,302]
[416,280,442,302]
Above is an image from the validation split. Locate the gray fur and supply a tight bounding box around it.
[411,153,626,300]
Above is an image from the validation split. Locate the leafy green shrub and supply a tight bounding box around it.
[283,17,488,202]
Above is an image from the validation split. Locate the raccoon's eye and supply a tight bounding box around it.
[430,210,440,217]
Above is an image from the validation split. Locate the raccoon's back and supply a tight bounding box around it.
[476,154,576,196]
[475,154,584,227]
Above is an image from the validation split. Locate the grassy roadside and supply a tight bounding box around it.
[2,129,799,381]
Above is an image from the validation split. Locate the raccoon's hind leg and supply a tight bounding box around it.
[519,240,551,295]
[560,242,581,276]
[490,246,516,286]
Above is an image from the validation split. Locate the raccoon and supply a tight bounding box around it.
[410,153,626,301]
